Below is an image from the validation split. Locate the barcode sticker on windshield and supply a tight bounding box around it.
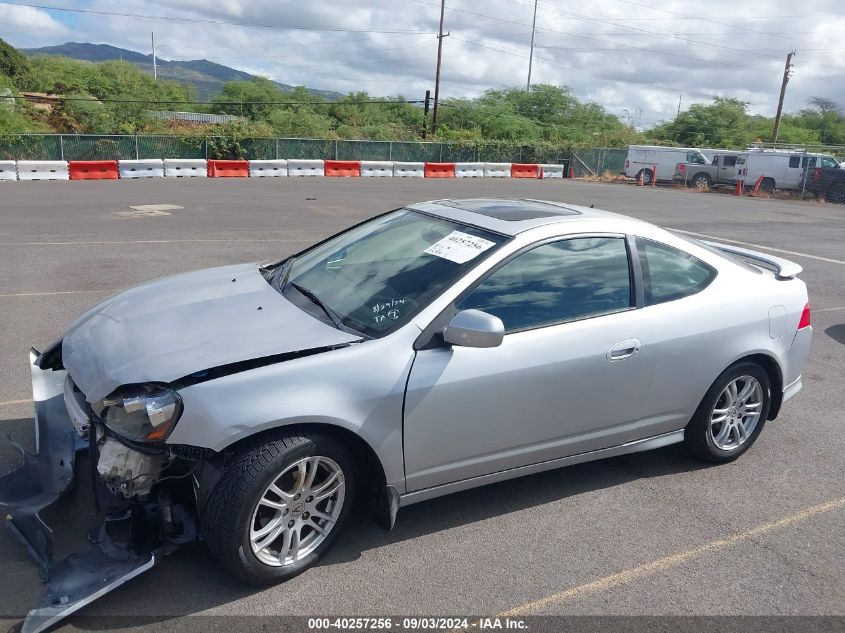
[424,231,496,264]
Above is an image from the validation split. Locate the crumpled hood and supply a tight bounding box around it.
[62,263,361,402]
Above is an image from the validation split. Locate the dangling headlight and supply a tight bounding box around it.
[92,384,183,444]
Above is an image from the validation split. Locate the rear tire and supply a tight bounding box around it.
[759,177,776,193]
[690,173,711,190]
[202,431,355,585]
[638,169,654,185]
[825,183,845,204]
[684,362,771,463]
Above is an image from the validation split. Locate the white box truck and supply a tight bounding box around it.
[621,145,709,184]
[736,149,840,191]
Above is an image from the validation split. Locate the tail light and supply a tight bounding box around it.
[624,160,629,169]
[798,302,811,329]
[813,168,821,182]
[677,163,686,173]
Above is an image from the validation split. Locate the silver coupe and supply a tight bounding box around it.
[2,199,812,632]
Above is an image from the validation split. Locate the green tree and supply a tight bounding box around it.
[211,78,288,119]
[647,98,753,147]
[0,37,32,87]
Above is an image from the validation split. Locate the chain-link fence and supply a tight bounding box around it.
[570,148,627,178]
[0,134,614,172]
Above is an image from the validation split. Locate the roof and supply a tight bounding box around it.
[408,198,629,236]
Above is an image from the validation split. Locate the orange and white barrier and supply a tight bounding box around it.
[0,158,579,183]
[208,159,249,177]
[324,160,361,177]
[249,160,288,177]
[68,160,119,180]
[0,160,16,180]
[360,161,393,177]
[119,159,164,179]
[288,159,325,177]
[393,162,425,177]
[164,159,207,178]
[455,162,484,178]
[484,163,511,178]
[511,163,541,179]
[424,162,455,178]
[541,164,564,179]
[17,160,69,181]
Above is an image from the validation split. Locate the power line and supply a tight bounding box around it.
[612,0,816,48]
[0,2,435,34]
[11,95,426,105]
[450,35,723,101]
[412,0,787,72]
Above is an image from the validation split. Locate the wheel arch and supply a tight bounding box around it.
[729,352,784,420]
[209,419,398,530]
[221,420,389,496]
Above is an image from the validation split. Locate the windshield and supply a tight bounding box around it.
[273,209,507,337]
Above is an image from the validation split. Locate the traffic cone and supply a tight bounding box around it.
[568,166,574,179]
[750,174,765,196]
[638,170,644,186]
[651,164,657,187]
[734,179,744,196]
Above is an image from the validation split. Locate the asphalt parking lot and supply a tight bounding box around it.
[1,178,843,631]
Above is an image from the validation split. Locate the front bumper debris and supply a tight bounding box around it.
[0,351,165,633]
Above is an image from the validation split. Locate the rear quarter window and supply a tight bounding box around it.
[636,237,717,306]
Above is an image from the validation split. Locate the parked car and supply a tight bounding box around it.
[621,144,709,184]
[804,165,845,202]
[1,199,813,633]
[736,150,840,191]
[674,153,742,189]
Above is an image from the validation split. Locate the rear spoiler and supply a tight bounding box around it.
[701,240,802,279]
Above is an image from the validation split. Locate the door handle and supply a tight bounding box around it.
[607,338,641,361]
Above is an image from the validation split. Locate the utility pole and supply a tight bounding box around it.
[431,0,448,135]
[152,32,157,80]
[423,89,431,140]
[677,93,682,115]
[771,50,795,143]
[526,0,538,91]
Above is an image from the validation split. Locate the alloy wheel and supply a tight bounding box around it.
[709,376,763,451]
[249,456,346,566]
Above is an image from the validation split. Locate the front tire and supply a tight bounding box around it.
[202,431,355,585]
[684,362,771,463]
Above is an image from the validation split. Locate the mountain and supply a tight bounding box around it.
[22,42,343,102]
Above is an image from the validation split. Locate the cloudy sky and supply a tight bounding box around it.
[1,0,844,126]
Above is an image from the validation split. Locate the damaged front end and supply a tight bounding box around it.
[0,348,203,633]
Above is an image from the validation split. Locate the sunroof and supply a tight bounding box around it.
[438,199,580,221]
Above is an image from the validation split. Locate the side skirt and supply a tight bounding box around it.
[398,429,685,508]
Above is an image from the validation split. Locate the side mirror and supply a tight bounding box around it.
[443,309,505,348]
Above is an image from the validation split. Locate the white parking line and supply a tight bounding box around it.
[0,238,300,246]
[0,289,115,298]
[673,229,845,266]
[0,399,31,407]
[816,306,845,313]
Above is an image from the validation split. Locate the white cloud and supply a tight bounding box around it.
[2,0,845,125]
[0,5,69,45]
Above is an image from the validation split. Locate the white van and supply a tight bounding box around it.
[736,150,840,191]
[621,145,709,184]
